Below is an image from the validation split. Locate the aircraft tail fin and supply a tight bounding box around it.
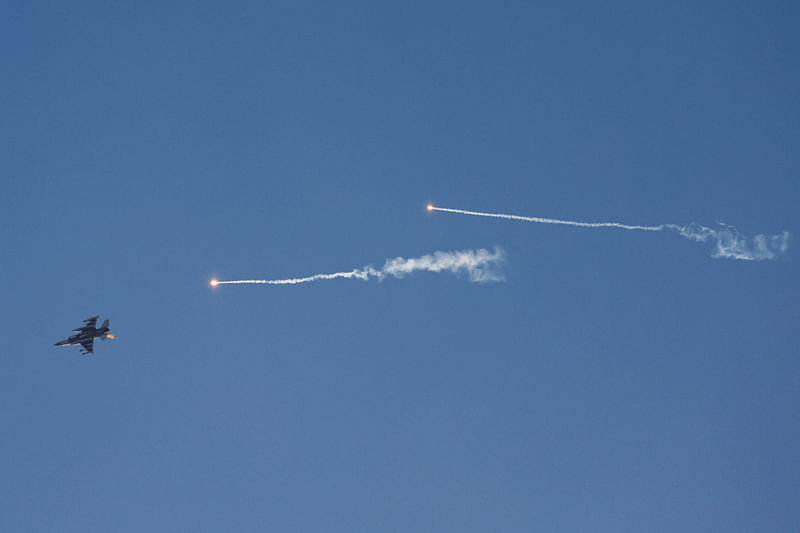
[101,319,109,329]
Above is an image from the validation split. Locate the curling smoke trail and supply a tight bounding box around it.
[213,247,504,286]
[429,206,789,261]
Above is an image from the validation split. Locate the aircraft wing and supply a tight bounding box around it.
[80,339,94,354]
[83,316,98,329]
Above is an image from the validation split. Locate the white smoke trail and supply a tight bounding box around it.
[429,206,790,261]
[215,269,372,285]
[213,247,505,286]
[669,223,790,261]
[430,206,665,231]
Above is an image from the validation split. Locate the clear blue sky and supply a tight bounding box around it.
[2,2,798,531]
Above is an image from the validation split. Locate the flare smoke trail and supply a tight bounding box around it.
[212,247,504,286]
[428,205,789,261]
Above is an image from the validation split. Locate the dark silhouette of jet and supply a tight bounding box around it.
[55,316,116,355]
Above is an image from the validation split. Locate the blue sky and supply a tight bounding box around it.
[2,2,798,531]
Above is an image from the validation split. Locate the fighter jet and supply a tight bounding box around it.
[54,316,117,355]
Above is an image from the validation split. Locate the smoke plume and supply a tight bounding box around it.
[429,206,789,261]
[213,247,504,286]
